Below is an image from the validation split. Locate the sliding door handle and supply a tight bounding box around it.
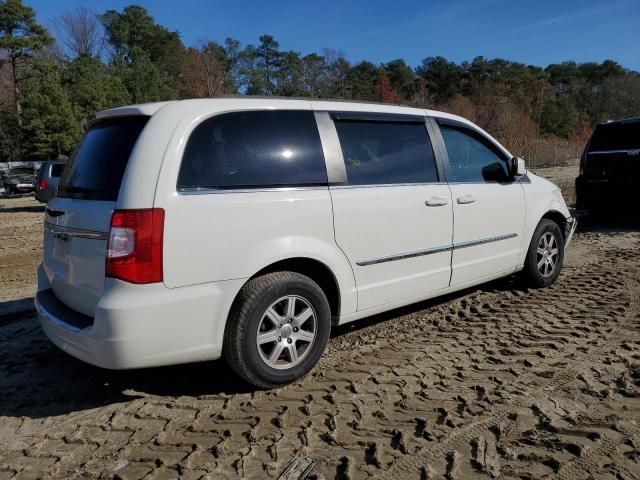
[457,194,477,205]
[425,196,449,207]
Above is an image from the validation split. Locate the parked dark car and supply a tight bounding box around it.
[576,117,640,211]
[1,166,36,195]
[35,161,66,202]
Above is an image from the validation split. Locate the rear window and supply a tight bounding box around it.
[589,121,640,152]
[51,164,65,177]
[57,117,148,201]
[177,110,327,190]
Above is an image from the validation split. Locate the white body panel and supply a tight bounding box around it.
[449,183,525,285]
[330,184,453,310]
[42,197,114,316]
[517,172,572,265]
[35,97,574,371]
[159,188,358,316]
[37,266,243,368]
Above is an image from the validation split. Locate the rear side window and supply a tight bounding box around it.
[177,110,327,190]
[440,125,509,182]
[334,120,438,185]
[51,164,65,177]
[589,122,640,152]
[57,117,148,201]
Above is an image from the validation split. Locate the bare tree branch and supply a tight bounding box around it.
[53,7,104,58]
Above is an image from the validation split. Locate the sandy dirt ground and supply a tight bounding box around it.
[1,167,639,480]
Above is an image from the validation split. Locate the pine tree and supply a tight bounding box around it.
[20,61,79,159]
[374,70,398,104]
[0,0,52,158]
[63,54,130,121]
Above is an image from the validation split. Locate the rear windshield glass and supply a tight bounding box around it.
[589,121,640,152]
[57,117,148,201]
[51,164,65,177]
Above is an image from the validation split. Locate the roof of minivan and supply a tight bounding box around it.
[94,97,515,161]
[94,97,475,127]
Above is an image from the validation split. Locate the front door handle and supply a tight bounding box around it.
[425,196,449,207]
[457,194,477,205]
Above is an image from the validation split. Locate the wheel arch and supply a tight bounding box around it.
[238,257,344,324]
[520,207,570,267]
[540,210,569,240]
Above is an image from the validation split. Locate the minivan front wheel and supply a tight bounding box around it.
[223,271,331,389]
[522,219,565,288]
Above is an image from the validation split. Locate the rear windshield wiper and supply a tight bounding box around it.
[58,185,101,195]
[59,185,99,192]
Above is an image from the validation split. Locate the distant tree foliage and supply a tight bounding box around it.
[62,54,129,121]
[0,0,52,159]
[20,60,79,158]
[0,0,639,161]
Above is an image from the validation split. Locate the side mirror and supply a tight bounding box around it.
[510,157,526,177]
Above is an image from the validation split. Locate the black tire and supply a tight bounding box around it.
[223,271,331,389]
[522,219,565,288]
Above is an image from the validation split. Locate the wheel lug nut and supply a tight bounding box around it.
[278,336,282,342]
[287,338,292,344]
[293,327,298,332]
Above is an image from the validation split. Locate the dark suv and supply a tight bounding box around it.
[576,117,640,211]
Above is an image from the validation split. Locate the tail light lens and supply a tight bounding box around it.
[39,178,46,190]
[579,138,591,177]
[106,208,164,284]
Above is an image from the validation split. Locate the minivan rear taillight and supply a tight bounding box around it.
[106,209,164,284]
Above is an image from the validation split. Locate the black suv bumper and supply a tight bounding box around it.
[576,176,634,209]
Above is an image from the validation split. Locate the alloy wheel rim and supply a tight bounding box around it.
[256,295,317,370]
[536,232,560,277]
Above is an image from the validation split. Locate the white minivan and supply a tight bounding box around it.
[36,97,576,388]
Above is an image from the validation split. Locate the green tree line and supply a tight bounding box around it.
[1,0,639,161]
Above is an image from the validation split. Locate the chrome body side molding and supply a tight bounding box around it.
[452,233,518,250]
[356,233,518,266]
[356,244,453,266]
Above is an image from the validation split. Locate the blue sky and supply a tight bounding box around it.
[29,0,640,70]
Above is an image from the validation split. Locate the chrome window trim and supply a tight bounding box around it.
[446,181,517,185]
[314,111,347,185]
[425,116,448,182]
[177,186,328,195]
[331,182,445,190]
[45,223,108,241]
[356,233,518,266]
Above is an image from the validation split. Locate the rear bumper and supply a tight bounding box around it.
[35,265,245,369]
[576,176,634,208]
[35,187,55,203]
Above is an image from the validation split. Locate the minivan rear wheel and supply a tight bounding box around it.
[522,219,565,288]
[223,271,331,389]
